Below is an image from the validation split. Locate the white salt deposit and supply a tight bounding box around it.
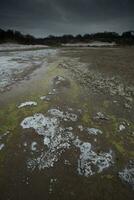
[74,138,113,177]
[20,110,113,175]
[48,108,78,122]
[66,127,73,131]
[119,161,134,189]
[0,43,48,51]
[49,178,57,194]
[0,48,57,92]
[55,76,66,85]
[119,124,126,131]
[64,160,71,165]
[0,143,5,151]
[31,142,37,151]
[21,113,58,137]
[87,128,103,135]
[78,125,84,131]
[0,131,9,151]
[62,41,116,47]
[23,142,27,147]
[18,101,37,108]
[93,112,109,120]
[21,113,74,169]
[40,96,50,101]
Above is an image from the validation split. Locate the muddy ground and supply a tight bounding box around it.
[0,46,134,200]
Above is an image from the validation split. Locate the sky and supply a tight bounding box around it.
[0,0,134,37]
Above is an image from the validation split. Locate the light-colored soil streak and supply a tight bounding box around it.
[0,47,134,200]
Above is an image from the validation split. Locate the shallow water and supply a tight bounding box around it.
[0,47,134,200]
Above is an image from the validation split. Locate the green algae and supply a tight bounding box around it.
[112,141,126,155]
[81,112,93,126]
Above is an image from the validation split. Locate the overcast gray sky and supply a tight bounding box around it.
[0,0,134,37]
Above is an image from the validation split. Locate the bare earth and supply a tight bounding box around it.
[0,45,134,200]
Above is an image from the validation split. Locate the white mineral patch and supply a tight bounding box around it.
[23,142,27,147]
[21,113,58,136]
[40,96,50,101]
[119,162,134,189]
[62,42,116,47]
[18,101,37,108]
[0,143,5,151]
[0,131,9,150]
[55,76,65,85]
[94,138,97,142]
[31,142,37,151]
[21,111,113,175]
[94,112,109,120]
[49,178,57,194]
[0,43,48,51]
[64,160,71,165]
[68,108,73,111]
[66,127,73,131]
[119,124,126,131]
[77,109,82,113]
[48,91,55,95]
[74,138,113,177]
[44,137,50,146]
[124,103,131,109]
[0,131,9,140]
[87,128,103,135]
[78,125,84,131]
[21,113,74,169]
[48,108,78,122]
[0,48,57,92]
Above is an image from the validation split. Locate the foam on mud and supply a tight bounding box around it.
[40,96,50,101]
[93,112,109,120]
[119,124,126,132]
[0,143,5,151]
[21,113,58,136]
[21,110,113,175]
[18,101,37,108]
[31,142,37,151]
[78,125,84,131]
[48,108,78,122]
[74,138,113,177]
[0,131,9,151]
[119,161,134,189]
[21,113,74,169]
[87,128,103,135]
[53,76,70,89]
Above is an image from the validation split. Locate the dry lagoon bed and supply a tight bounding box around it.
[0,45,134,200]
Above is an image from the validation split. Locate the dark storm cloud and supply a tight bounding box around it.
[0,0,134,36]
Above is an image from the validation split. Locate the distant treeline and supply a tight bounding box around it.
[0,28,134,46]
